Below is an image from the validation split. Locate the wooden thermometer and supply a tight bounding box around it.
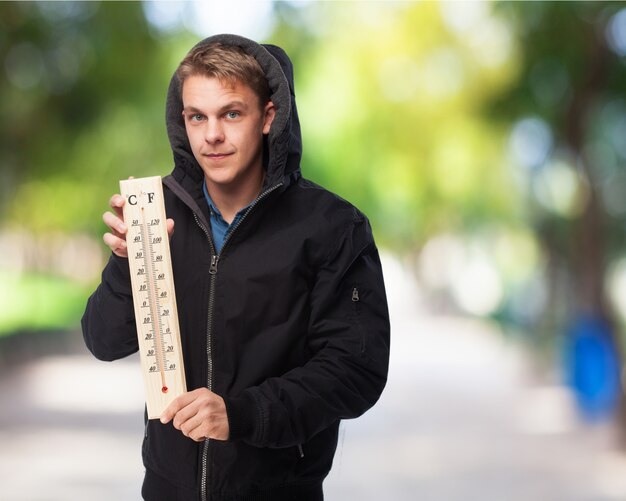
[120,176,186,419]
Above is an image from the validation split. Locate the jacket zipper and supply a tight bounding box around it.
[194,181,283,501]
[192,212,216,501]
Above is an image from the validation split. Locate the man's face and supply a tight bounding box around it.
[182,75,275,194]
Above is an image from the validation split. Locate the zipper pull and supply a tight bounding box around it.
[209,255,219,275]
[352,287,359,302]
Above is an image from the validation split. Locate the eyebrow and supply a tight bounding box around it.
[219,100,248,113]
[183,101,249,115]
[183,106,204,114]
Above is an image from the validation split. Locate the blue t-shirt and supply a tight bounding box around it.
[202,182,251,253]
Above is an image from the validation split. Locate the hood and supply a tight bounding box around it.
[165,34,302,190]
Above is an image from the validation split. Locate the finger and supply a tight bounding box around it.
[102,211,127,235]
[160,399,183,425]
[103,232,127,257]
[160,390,199,424]
[180,413,204,439]
[189,426,208,442]
[109,194,125,219]
[166,218,175,238]
[172,396,205,430]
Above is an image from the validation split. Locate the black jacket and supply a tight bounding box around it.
[82,34,390,501]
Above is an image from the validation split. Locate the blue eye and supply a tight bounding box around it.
[191,114,203,122]
[225,111,240,119]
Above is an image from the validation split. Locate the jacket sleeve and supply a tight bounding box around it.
[82,253,139,361]
[225,210,390,448]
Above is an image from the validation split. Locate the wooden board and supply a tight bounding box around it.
[120,176,187,419]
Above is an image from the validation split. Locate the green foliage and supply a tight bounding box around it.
[0,270,90,335]
[488,2,626,324]
[0,1,173,235]
[289,2,523,249]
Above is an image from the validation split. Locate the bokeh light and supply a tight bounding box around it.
[509,117,553,170]
[606,8,626,57]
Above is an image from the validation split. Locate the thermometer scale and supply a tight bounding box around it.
[120,176,186,419]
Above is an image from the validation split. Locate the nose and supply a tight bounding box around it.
[204,118,224,144]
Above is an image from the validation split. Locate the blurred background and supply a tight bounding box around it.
[2,1,626,499]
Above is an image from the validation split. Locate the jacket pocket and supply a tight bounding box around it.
[351,286,367,357]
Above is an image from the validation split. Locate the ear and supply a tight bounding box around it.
[262,101,275,135]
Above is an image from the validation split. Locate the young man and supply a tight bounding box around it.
[82,34,390,501]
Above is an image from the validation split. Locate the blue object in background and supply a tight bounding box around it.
[564,315,621,420]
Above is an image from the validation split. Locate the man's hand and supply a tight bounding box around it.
[160,388,230,442]
[102,193,175,258]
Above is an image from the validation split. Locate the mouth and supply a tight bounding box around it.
[204,152,234,160]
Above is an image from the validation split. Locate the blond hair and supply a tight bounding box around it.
[176,43,270,107]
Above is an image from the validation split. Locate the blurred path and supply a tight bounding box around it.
[0,349,145,501]
[2,254,626,500]
[325,256,626,500]
[325,314,626,500]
